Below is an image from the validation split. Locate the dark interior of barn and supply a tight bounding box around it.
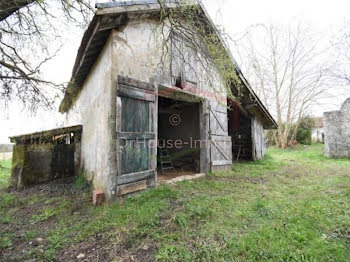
[157,97,200,181]
[228,102,253,161]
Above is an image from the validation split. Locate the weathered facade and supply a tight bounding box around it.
[58,0,276,198]
[324,98,350,158]
[11,1,276,196]
[9,126,82,188]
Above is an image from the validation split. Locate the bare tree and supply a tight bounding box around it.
[331,20,350,87]
[236,24,329,148]
[0,0,93,110]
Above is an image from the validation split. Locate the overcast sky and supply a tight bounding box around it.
[1,0,349,143]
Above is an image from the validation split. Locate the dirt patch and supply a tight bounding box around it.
[158,170,197,183]
[57,236,113,262]
[1,177,160,262]
[7,177,89,198]
[0,177,92,262]
[113,242,158,262]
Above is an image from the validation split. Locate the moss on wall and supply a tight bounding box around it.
[10,144,26,188]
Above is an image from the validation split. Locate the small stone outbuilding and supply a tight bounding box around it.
[9,126,82,188]
[324,98,350,158]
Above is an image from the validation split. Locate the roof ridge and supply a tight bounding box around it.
[96,0,188,9]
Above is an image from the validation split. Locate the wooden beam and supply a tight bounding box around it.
[117,170,155,185]
[245,103,258,110]
[72,17,101,80]
[212,160,232,166]
[118,180,147,196]
[98,13,128,31]
[116,132,155,140]
[118,75,154,91]
[118,84,156,102]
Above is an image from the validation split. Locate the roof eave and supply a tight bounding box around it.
[9,125,82,144]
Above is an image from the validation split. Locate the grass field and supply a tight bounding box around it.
[0,159,11,188]
[0,144,350,261]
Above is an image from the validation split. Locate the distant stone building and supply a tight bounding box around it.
[311,117,324,143]
[324,98,350,158]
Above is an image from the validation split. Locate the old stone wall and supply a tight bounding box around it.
[64,34,117,196]
[11,144,53,187]
[324,98,350,158]
[10,142,78,188]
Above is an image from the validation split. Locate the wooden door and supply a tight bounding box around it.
[52,144,75,179]
[116,77,157,189]
[208,101,232,171]
[251,117,265,160]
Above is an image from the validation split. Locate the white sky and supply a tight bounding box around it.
[1,0,349,143]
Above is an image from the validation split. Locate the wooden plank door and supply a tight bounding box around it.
[116,77,157,190]
[208,101,232,172]
[52,144,75,180]
[252,117,265,160]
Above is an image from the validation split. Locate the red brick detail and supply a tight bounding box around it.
[93,190,105,206]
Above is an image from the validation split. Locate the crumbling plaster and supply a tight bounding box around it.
[64,34,117,197]
[113,18,227,104]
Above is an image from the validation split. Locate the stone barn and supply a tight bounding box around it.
[324,98,350,158]
[10,0,276,197]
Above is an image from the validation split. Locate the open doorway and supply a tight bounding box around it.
[157,96,201,183]
[228,101,253,161]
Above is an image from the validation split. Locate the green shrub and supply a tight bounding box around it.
[296,117,313,145]
[265,117,313,146]
[174,213,189,228]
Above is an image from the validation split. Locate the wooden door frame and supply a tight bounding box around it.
[157,84,208,174]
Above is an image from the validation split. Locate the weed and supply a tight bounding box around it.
[173,212,189,228]
[155,245,192,262]
[30,207,56,224]
[0,232,15,249]
[74,172,90,189]
[30,201,70,224]
[0,193,16,208]
[253,199,273,217]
